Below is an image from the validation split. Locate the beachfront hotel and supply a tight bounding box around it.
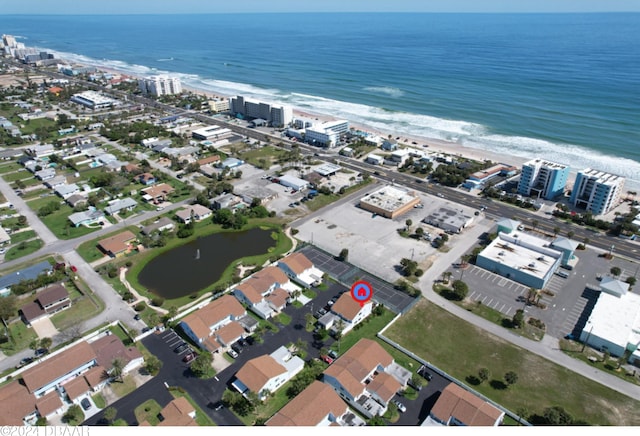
[229,95,293,128]
[569,168,625,216]
[517,158,570,201]
[304,119,350,148]
[138,75,182,96]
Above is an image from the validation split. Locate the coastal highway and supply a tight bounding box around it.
[26,64,640,261]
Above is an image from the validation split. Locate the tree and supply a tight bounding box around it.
[542,406,574,425]
[442,271,452,284]
[190,352,213,378]
[144,355,163,375]
[512,309,525,329]
[610,266,622,277]
[62,404,84,424]
[17,215,27,226]
[0,294,17,326]
[531,220,538,231]
[39,337,52,351]
[626,276,637,287]
[415,227,424,238]
[553,226,560,237]
[338,248,349,261]
[405,219,413,230]
[478,368,489,384]
[504,371,519,387]
[567,230,575,239]
[110,358,125,382]
[451,280,469,300]
[103,406,117,424]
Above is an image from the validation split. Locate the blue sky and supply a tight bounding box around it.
[4,0,640,14]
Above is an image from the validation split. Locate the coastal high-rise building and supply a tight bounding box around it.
[569,168,625,215]
[229,95,293,127]
[304,120,349,148]
[138,75,182,96]
[517,158,570,200]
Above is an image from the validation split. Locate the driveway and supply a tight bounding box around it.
[30,317,59,338]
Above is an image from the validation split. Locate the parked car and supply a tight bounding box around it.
[320,354,334,365]
[80,398,91,411]
[231,343,243,354]
[173,342,187,353]
[15,357,33,369]
[34,348,48,358]
[418,365,433,381]
[134,314,141,321]
[245,336,255,345]
[227,349,239,359]
[392,400,406,413]
[183,353,196,363]
[70,265,78,272]
[213,402,224,411]
[328,350,338,360]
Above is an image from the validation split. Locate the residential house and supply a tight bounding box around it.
[65,193,88,209]
[0,261,52,297]
[35,168,56,181]
[68,209,104,227]
[365,154,384,166]
[122,163,141,174]
[143,397,196,426]
[197,155,221,167]
[136,172,156,186]
[232,346,304,401]
[210,193,244,211]
[425,383,504,426]
[44,175,67,189]
[175,204,212,224]
[278,252,324,288]
[266,381,362,426]
[381,139,398,151]
[141,183,174,204]
[233,266,293,319]
[97,230,137,257]
[322,339,407,418]
[103,197,137,216]
[53,183,80,199]
[26,144,56,158]
[317,292,373,336]
[141,217,174,236]
[179,294,247,353]
[90,334,144,376]
[19,283,71,326]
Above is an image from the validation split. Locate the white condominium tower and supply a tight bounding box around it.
[138,75,183,96]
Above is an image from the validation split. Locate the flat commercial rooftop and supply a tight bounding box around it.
[359,185,418,214]
[479,232,561,280]
[583,291,640,353]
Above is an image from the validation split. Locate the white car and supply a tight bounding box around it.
[393,400,406,413]
[227,349,238,359]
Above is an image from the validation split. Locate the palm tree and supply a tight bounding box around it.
[110,358,125,383]
[553,227,560,237]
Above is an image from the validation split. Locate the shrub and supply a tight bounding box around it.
[151,297,165,307]
[134,302,146,312]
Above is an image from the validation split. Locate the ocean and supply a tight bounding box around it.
[2,13,639,186]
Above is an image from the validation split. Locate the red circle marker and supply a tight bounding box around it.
[350,280,373,307]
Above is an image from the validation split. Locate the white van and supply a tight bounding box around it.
[556,270,569,279]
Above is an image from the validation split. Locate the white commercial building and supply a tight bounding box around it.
[278,174,308,191]
[304,120,349,148]
[192,125,232,141]
[230,95,293,127]
[569,168,625,216]
[580,282,640,365]
[70,91,118,109]
[138,75,182,96]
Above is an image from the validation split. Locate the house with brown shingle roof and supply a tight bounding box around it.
[232,346,304,401]
[426,383,505,426]
[35,390,64,419]
[89,334,144,375]
[266,381,355,426]
[0,381,37,425]
[317,292,373,336]
[141,183,174,203]
[233,266,292,320]
[175,204,212,224]
[321,339,403,418]
[179,294,247,353]
[97,230,137,257]
[278,252,324,288]
[19,283,71,325]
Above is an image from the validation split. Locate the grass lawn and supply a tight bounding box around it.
[274,312,291,326]
[384,298,640,426]
[0,162,23,174]
[1,170,31,182]
[50,297,103,331]
[330,308,396,355]
[109,374,137,398]
[134,399,163,426]
[170,388,216,426]
[92,393,107,409]
[305,179,373,212]
[4,239,44,261]
[0,320,38,356]
[10,230,37,244]
[22,189,53,200]
[237,145,288,168]
[232,377,294,426]
[39,206,101,240]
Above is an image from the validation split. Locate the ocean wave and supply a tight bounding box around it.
[32,47,640,189]
[363,86,405,98]
[156,57,174,62]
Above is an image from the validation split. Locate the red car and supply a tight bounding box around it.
[70,265,78,272]
[320,355,334,365]
[183,353,195,363]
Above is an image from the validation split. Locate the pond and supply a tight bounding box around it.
[137,227,277,299]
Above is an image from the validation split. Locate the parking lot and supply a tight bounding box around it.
[293,184,480,285]
[443,230,640,339]
[298,245,418,314]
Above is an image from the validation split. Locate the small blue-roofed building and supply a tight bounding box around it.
[0,261,52,297]
[550,237,579,266]
[220,158,245,169]
[496,218,521,234]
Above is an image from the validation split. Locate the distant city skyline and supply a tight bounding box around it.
[4,0,640,15]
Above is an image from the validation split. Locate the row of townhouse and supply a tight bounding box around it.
[0,333,143,425]
[262,338,505,426]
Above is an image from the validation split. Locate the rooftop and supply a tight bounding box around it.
[583,291,640,353]
[359,186,419,213]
